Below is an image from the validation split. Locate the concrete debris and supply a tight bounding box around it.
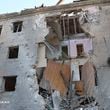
[60,98,71,110]
[52,91,61,110]
[79,7,100,24]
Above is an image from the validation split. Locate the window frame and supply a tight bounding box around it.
[13,21,23,33]
[3,76,17,92]
[8,46,19,59]
[76,44,84,57]
[61,45,69,58]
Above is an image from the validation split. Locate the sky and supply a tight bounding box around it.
[0,0,74,14]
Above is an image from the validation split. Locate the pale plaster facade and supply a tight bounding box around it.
[0,14,48,110]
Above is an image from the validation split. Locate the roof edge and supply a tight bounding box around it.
[0,0,110,20]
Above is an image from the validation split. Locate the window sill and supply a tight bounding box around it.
[7,58,19,62]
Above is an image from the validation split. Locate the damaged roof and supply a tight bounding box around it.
[0,0,110,20]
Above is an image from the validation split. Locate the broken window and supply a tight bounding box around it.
[76,44,84,57]
[8,46,19,59]
[0,25,2,35]
[61,45,68,58]
[13,21,23,33]
[3,76,17,91]
[61,17,83,36]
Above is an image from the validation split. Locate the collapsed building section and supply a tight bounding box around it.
[36,6,99,110]
[39,60,71,96]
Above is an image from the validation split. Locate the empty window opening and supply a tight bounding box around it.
[8,46,19,59]
[61,17,83,36]
[79,65,83,80]
[3,76,17,91]
[62,45,68,58]
[13,21,23,33]
[0,25,2,35]
[76,44,84,57]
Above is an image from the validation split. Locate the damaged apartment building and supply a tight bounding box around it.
[0,0,110,110]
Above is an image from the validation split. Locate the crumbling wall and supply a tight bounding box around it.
[80,6,110,66]
[80,5,110,109]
